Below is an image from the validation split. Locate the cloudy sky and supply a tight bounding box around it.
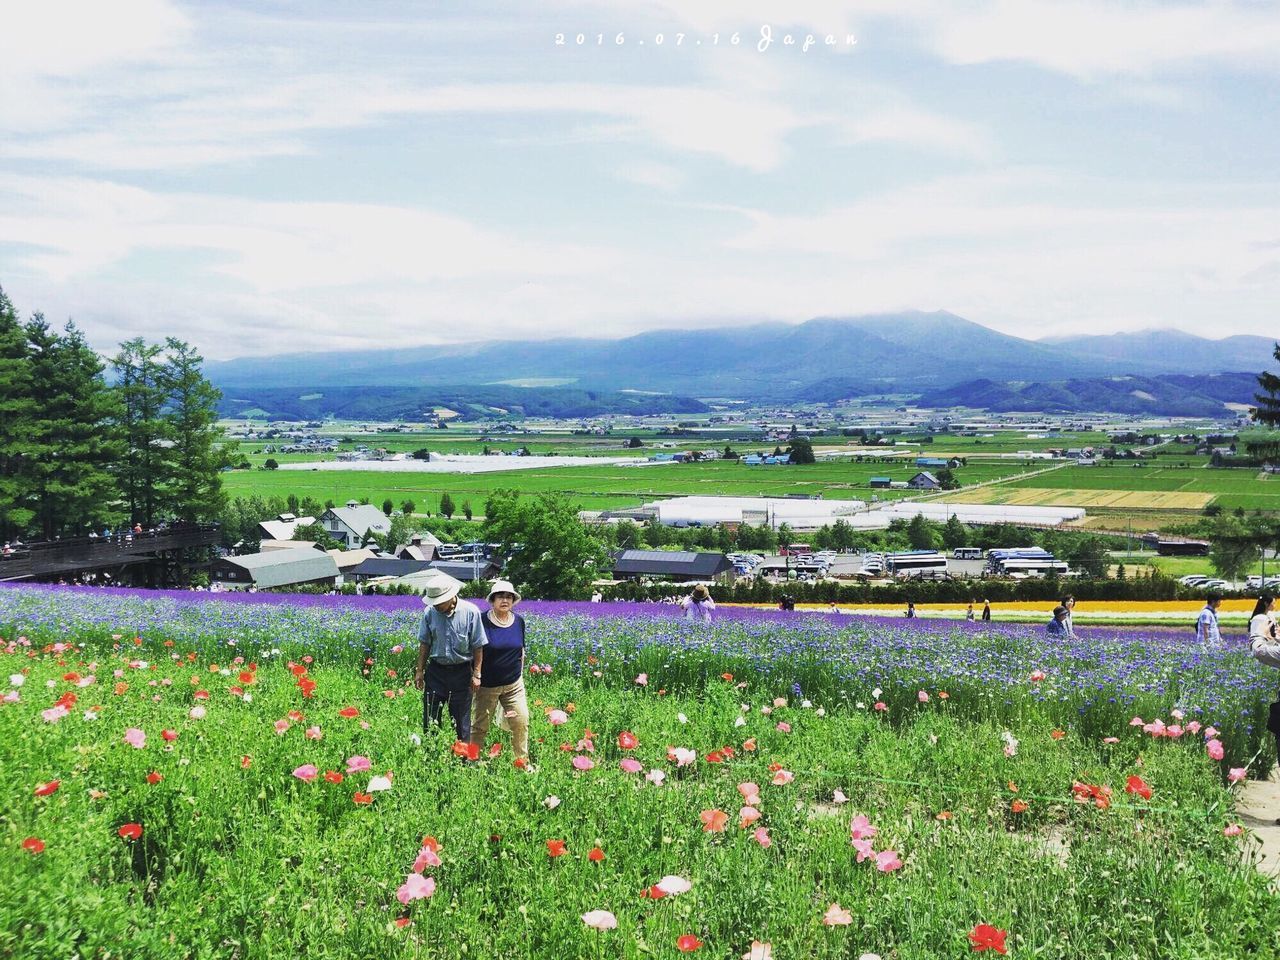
[2,0,1278,359]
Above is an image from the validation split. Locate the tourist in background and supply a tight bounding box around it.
[680,584,716,623]
[981,599,992,622]
[905,601,916,619]
[1059,594,1076,637]
[965,601,976,622]
[1046,605,1070,636]
[414,574,488,744]
[1249,594,1279,666]
[470,580,530,764]
[1196,593,1222,646]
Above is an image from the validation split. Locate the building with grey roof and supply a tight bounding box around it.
[213,547,340,590]
[319,500,392,548]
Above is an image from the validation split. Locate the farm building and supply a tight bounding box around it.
[318,500,392,548]
[256,513,315,541]
[642,495,868,531]
[214,547,340,590]
[611,550,735,584]
[869,477,892,488]
[348,557,434,581]
[908,471,940,490]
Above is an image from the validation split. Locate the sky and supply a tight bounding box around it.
[1,0,1278,360]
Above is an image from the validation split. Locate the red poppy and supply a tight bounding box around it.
[514,758,528,770]
[742,738,757,751]
[1011,800,1028,814]
[241,755,252,769]
[421,836,440,852]
[719,745,736,758]
[1050,729,1065,741]
[488,743,502,758]
[324,771,344,784]
[146,771,162,785]
[705,751,725,764]
[54,692,76,709]
[969,924,1008,954]
[22,837,45,854]
[160,729,178,742]
[936,810,953,821]
[394,917,412,928]
[352,792,373,805]
[63,672,80,683]
[289,663,308,677]
[118,823,143,841]
[640,885,668,900]
[238,670,255,684]
[720,672,734,681]
[767,762,783,773]
[1125,775,1152,801]
[33,780,60,797]
[286,710,305,723]
[338,707,360,719]
[298,678,316,698]
[228,686,244,697]
[545,839,567,857]
[193,689,210,700]
[588,846,605,862]
[677,935,704,953]
[617,731,638,750]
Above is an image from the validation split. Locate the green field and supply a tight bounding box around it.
[222,458,1043,513]
[1007,465,1280,513]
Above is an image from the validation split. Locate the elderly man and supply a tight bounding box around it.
[414,574,488,743]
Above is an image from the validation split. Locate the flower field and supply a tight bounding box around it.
[774,600,1263,627]
[3,585,1280,959]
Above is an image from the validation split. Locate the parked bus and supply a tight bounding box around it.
[952,547,983,560]
[780,543,812,557]
[886,551,949,576]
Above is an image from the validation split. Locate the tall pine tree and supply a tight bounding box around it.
[25,317,123,539]
[160,338,234,523]
[112,338,168,526]
[1250,342,1280,466]
[0,287,35,539]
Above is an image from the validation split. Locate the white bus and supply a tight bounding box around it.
[886,551,949,576]
[952,547,983,560]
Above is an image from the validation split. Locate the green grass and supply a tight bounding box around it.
[5,637,1277,959]
[222,459,1045,513]
[1009,464,1280,513]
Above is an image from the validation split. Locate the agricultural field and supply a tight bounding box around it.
[941,487,1215,510]
[1007,465,1280,514]
[221,458,1042,515]
[3,586,1280,959]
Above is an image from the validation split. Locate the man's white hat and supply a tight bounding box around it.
[421,573,464,607]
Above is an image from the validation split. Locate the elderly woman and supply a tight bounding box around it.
[470,580,530,764]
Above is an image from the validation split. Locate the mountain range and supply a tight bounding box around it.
[207,312,1277,418]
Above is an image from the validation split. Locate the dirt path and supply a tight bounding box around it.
[1236,769,1280,881]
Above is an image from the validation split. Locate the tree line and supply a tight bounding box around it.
[0,287,232,542]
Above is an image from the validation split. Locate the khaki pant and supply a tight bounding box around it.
[470,677,529,760]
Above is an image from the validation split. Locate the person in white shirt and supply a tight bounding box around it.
[1196,593,1222,646]
[680,584,715,623]
[1059,594,1076,638]
[1249,595,1279,668]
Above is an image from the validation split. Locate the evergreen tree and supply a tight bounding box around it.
[25,318,123,539]
[159,339,234,522]
[906,514,938,550]
[439,492,456,518]
[787,436,816,464]
[0,287,35,538]
[941,514,968,549]
[112,338,167,526]
[1249,342,1280,464]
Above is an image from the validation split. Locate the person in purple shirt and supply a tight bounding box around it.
[470,580,531,764]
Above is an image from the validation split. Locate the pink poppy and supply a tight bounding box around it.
[1228,767,1247,784]
[875,849,902,872]
[742,941,772,960]
[1187,720,1202,734]
[772,697,787,708]
[189,706,206,720]
[655,875,692,895]
[1129,716,1144,726]
[1204,726,1219,739]
[273,719,290,735]
[1207,739,1225,761]
[849,814,877,841]
[396,873,435,905]
[42,705,69,724]
[873,702,887,712]
[851,837,874,862]
[619,758,643,774]
[775,722,791,733]
[305,726,322,740]
[738,782,761,805]
[1028,670,1046,682]
[571,756,595,771]
[412,846,442,872]
[634,673,648,686]
[346,755,371,774]
[700,808,729,832]
[770,769,794,786]
[752,827,772,848]
[1102,737,1120,744]
[292,764,318,782]
[822,903,853,926]
[123,727,146,749]
[739,806,762,828]
[832,789,849,804]
[646,769,667,786]
[1224,823,1243,836]
[917,690,930,703]
[581,910,617,931]
[547,709,568,726]
[668,747,697,767]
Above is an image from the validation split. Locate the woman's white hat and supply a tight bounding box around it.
[421,574,464,607]
[487,579,521,603]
